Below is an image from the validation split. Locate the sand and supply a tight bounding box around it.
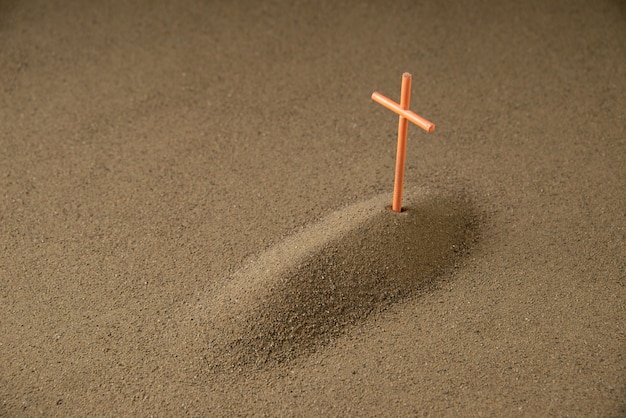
[1,0,625,416]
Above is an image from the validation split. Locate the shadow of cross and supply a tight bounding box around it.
[372,72,435,212]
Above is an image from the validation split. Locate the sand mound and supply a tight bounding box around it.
[203,188,479,370]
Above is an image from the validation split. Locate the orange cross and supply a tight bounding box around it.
[372,72,435,212]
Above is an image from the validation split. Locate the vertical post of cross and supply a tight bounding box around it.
[393,73,412,212]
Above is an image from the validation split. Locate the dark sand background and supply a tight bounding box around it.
[1,0,625,416]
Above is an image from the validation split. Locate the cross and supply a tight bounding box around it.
[371,72,435,212]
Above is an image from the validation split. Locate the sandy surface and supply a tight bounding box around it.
[1,0,625,416]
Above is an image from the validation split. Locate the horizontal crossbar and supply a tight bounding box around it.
[371,92,435,133]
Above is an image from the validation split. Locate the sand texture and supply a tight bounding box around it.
[1,0,625,416]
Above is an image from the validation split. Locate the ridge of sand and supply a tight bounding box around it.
[203,187,480,370]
